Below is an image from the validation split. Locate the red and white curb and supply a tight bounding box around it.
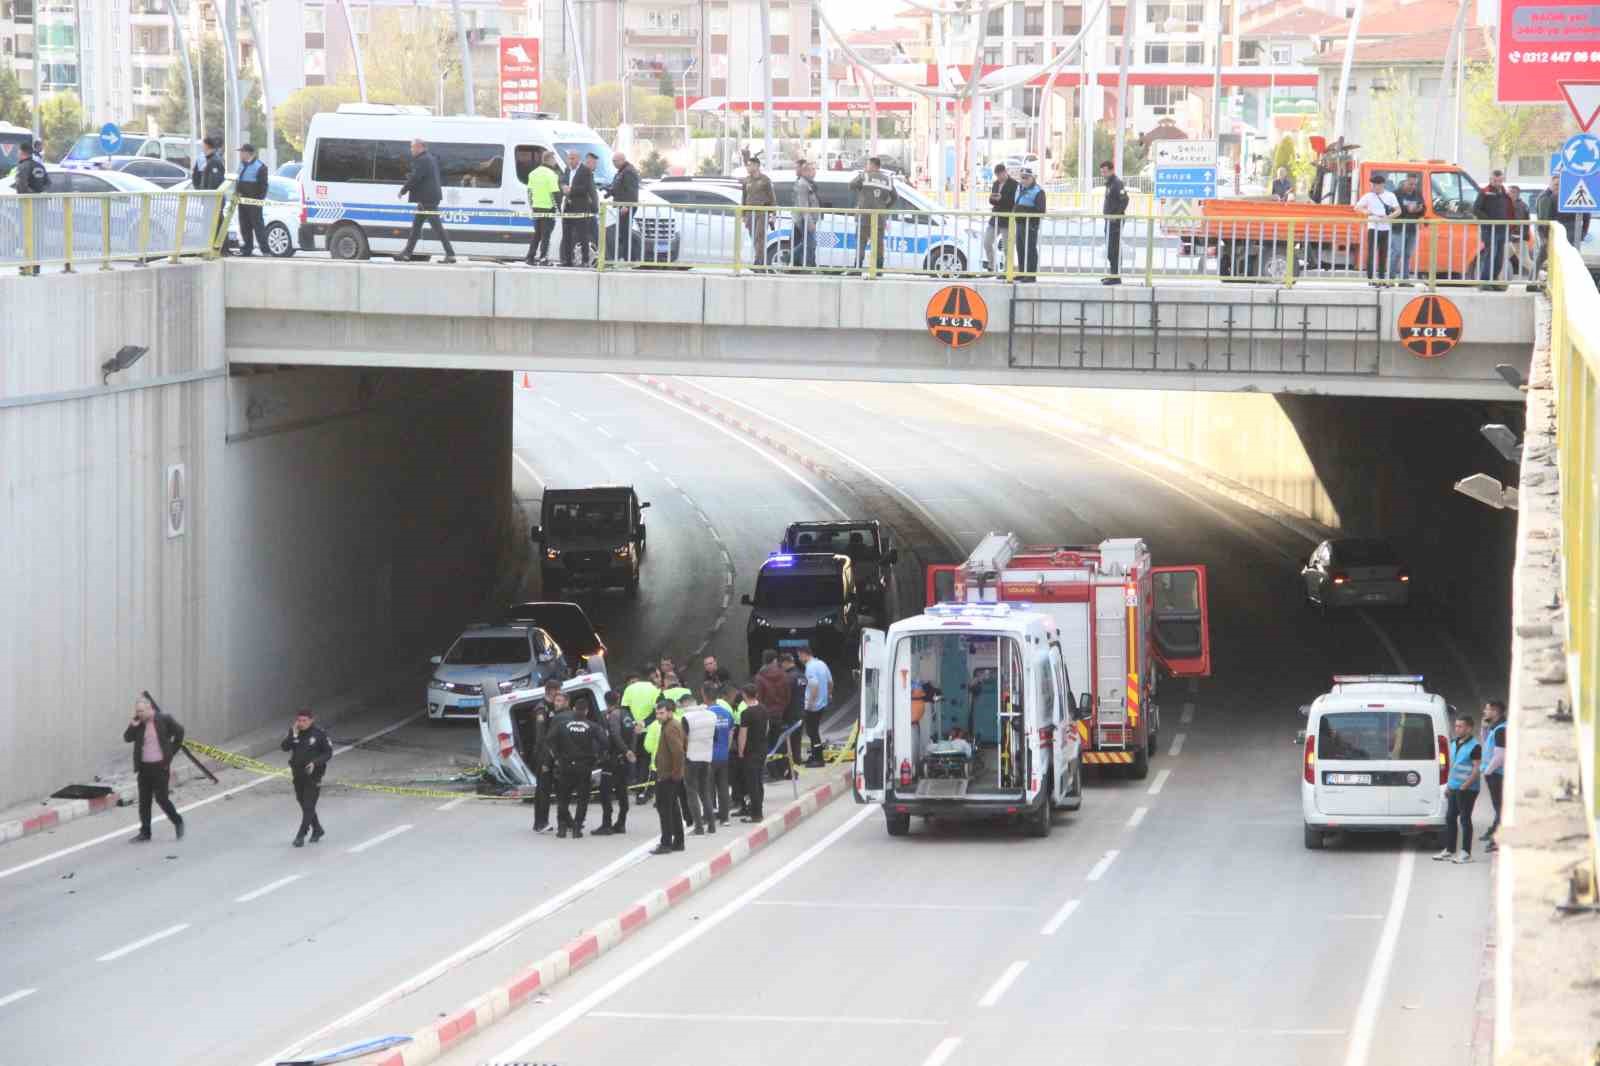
[637,375,838,483]
[0,790,129,845]
[369,769,852,1066]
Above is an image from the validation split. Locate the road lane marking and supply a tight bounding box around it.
[1168,733,1187,757]
[346,824,413,854]
[1180,701,1195,724]
[488,806,875,1060]
[569,411,589,424]
[1040,898,1081,936]
[1126,806,1149,829]
[235,874,304,903]
[434,795,471,811]
[540,396,560,408]
[590,1011,939,1026]
[512,452,546,488]
[595,425,613,438]
[0,989,36,1010]
[921,1037,963,1066]
[977,961,1028,1007]
[97,923,189,962]
[622,443,640,456]
[644,460,659,472]
[1147,768,1172,795]
[664,476,679,489]
[1086,850,1120,881]
[754,900,1034,913]
[0,712,422,883]
[1343,850,1416,1066]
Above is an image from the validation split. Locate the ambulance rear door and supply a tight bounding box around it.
[1151,565,1212,678]
[854,627,888,803]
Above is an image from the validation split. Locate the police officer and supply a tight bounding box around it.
[12,139,49,276]
[235,143,271,256]
[282,708,333,847]
[594,690,636,835]
[548,697,607,838]
[191,134,225,190]
[531,679,566,833]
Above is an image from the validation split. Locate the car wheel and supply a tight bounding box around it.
[765,239,793,270]
[265,221,294,257]
[1129,746,1150,780]
[328,223,369,261]
[1304,823,1326,850]
[1147,727,1158,758]
[625,571,640,600]
[925,247,967,276]
[886,811,911,836]
[1027,787,1052,837]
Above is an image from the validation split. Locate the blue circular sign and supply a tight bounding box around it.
[98,122,122,154]
[1561,133,1600,177]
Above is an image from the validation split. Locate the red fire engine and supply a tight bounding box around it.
[925,534,1211,778]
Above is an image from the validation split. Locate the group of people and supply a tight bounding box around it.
[984,159,1129,283]
[1435,699,1509,863]
[523,649,834,855]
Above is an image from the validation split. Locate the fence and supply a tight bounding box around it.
[1545,225,1600,886]
[0,190,229,271]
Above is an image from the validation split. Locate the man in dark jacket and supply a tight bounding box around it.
[532,680,566,832]
[1100,160,1128,285]
[123,692,186,842]
[282,708,333,846]
[397,137,455,263]
[651,700,687,854]
[849,157,895,272]
[1472,169,1512,289]
[562,152,599,267]
[191,135,225,191]
[1507,184,1532,276]
[234,143,271,257]
[781,652,806,764]
[12,139,49,275]
[610,151,641,262]
[594,690,636,835]
[545,698,607,838]
[735,682,769,821]
[984,162,1018,273]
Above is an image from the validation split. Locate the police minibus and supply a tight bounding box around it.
[297,105,679,263]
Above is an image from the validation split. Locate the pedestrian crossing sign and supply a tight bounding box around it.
[1561,171,1600,212]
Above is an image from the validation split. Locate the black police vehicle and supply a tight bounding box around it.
[741,552,862,675]
[532,487,649,598]
[779,520,898,621]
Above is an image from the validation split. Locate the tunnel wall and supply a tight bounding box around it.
[1011,387,1520,672]
[0,265,228,810]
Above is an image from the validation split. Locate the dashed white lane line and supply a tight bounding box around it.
[1147,768,1173,795]
[1168,732,1187,757]
[1343,850,1417,1066]
[664,475,679,489]
[644,460,660,473]
[721,592,731,609]
[512,452,546,488]
[921,1037,964,1066]
[1180,701,1195,724]
[569,411,589,424]
[622,443,640,456]
[977,961,1029,1008]
[1086,850,1121,882]
[1039,898,1081,936]
[435,795,471,811]
[540,396,560,408]
[97,923,190,962]
[0,989,37,1010]
[235,874,304,903]
[347,824,413,854]
[595,425,613,438]
[1126,806,1149,829]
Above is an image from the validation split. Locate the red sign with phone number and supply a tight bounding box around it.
[1499,0,1600,101]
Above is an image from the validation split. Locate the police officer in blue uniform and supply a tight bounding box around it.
[1434,711,1482,864]
[235,144,271,256]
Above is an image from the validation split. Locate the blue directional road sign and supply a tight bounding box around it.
[1559,132,1600,213]
[1154,166,1217,199]
[98,122,122,154]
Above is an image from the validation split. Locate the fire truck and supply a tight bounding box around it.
[924,534,1212,778]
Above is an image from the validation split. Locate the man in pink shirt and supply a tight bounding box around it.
[121,692,186,842]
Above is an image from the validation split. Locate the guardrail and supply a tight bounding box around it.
[0,190,229,272]
[1546,225,1600,886]
[599,201,1546,287]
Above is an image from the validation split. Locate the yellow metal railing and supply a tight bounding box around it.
[1,190,229,272]
[1546,224,1600,883]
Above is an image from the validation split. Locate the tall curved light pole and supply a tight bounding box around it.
[215,0,244,150]
[758,0,774,164]
[450,0,477,114]
[562,0,589,125]
[337,0,369,101]
[1331,0,1363,143]
[240,0,276,166]
[166,0,198,152]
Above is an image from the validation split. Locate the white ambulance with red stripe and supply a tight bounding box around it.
[924,534,1212,779]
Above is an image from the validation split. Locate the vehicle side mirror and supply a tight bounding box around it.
[1298,704,1310,717]
[1078,693,1091,720]
[639,501,651,510]
[740,593,754,606]
[883,548,900,565]
[530,526,543,542]
[430,655,443,666]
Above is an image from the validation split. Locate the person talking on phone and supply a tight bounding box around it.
[282,708,332,847]
[122,692,186,843]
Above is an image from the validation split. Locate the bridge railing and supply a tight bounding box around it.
[0,190,228,271]
[1547,226,1600,882]
[602,201,1544,287]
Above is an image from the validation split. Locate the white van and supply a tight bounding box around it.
[856,602,1085,838]
[1300,675,1449,849]
[297,105,679,263]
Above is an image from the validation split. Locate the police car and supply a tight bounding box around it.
[1300,675,1450,849]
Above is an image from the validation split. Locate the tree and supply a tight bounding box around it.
[1363,70,1424,161]
[0,66,31,128]
[276,85,361,153]
[583,82,678,129]
[657,70,676,99]
[39,92,87,159]
[156,35,270,148]
[1271,135,1296,175]
[641,149,669,178]
[1464,61,1566,168]
[697,155,722,176]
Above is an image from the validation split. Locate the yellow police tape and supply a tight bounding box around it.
[183,741,522,802]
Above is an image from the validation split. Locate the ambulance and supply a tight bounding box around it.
[855,602,1085,837]
[924,535,1212,778]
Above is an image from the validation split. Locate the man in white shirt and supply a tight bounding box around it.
[799,646,834,765]
[1355,172,1399,285]
[679,695,719,835]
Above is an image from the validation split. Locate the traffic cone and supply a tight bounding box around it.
[519,372,533,390]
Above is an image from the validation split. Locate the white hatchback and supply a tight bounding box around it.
[1300,675,1449,849]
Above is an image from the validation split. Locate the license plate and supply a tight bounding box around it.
[457,697,483,708]
[1326,772,1372,785]
[777,639,809,647]
[1363,592,1388,601]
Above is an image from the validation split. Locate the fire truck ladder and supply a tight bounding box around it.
[1094,588,1128,750]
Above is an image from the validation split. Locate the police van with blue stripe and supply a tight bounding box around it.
[297,105,679,262]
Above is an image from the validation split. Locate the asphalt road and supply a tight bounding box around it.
[0,376,1494,1066]
[424,379,1494,1066]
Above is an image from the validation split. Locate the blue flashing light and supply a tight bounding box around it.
[766,554,795,568]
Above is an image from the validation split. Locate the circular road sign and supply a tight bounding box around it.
[926,285,989,348]
[98,122,123,154]
[1397,294,1463,359]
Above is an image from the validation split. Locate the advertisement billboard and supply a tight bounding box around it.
[1498,0,1600,102]
[499,37,542,116]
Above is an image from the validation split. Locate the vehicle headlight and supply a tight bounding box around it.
[817,613,839,626]
[428,677,449,691]
[545,548,560,561]
[751,616,771,628]
[612,544,630,558]
[499,673,533,693]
